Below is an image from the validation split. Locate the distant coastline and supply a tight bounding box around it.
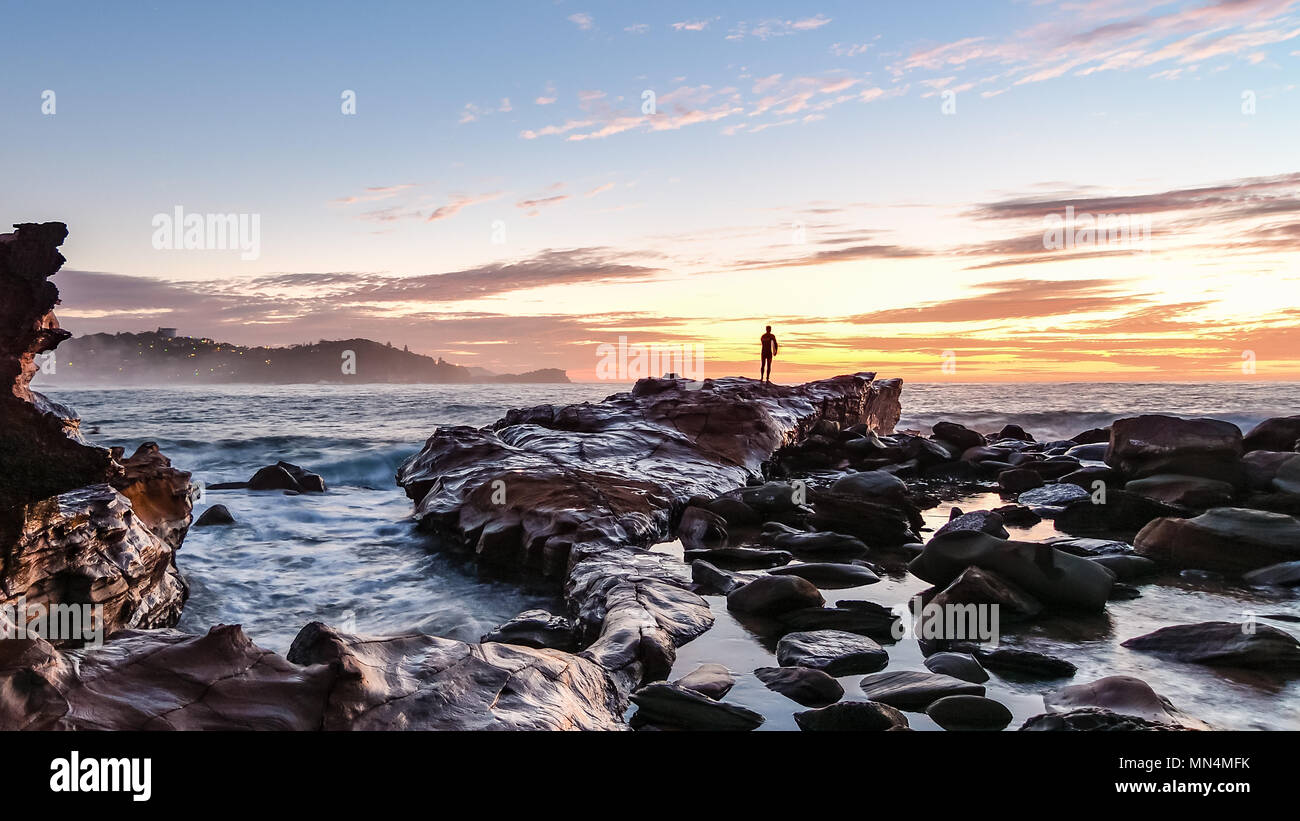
[37,329,569,385]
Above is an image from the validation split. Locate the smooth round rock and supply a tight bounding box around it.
[754,666,844,708]
[194,504,235,526]
[923,651,990,684]
[673,663,735,700]
[776,630,888,676]
[926,694,1013,730]
[768,562,880,588]
[726,574,824,615]
[794,700,909,731]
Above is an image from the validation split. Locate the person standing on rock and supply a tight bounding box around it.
[760,325,778,383]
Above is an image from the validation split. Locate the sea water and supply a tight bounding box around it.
[41,380,1300,729]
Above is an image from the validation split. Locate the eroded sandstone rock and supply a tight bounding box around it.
[1,223,194,642]
[396,373,903,695]
[0,621,627,730]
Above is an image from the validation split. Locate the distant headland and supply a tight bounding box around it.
[37,329,570,385]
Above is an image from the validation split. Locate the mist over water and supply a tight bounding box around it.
[40,380,1300,728]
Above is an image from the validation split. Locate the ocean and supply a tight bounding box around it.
[37,379,1300,730]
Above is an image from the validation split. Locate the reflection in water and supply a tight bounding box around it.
[662,491,1300,731]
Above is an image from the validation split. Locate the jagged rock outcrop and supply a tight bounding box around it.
[0,222,193,642]
[8,485,188,635]
[0,621,625,730]
[0,223,113,521]
[396,373,903,694]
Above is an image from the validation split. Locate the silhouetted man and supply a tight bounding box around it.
[760,325,778,383]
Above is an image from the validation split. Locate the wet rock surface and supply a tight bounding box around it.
[754,665,844,707]
[776,629,889,675]
[629,681,763,730]
[1,222,193,644]
[673,663,735,700]
[1121,621,1300,669]
[858,670,986,710]
[1106,415,1244,480]
[482,609,578,651]
[397,372,902,697]
[1044,675,1206,728]
[1135,507,1300,573]
[0,621,626,730]
[926,694,1013,730]
[1021,707,1192,731]
[910,531,1115,611]
[923,651,989,683]
[793,700,909,731]
[727,574,824,615]
[8,234,1300,734]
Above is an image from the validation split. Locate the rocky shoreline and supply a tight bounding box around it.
[2,220,1298,731]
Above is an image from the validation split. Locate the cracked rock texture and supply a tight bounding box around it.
[0,222,193,642]
[397,373,903,693]
[0,622,626,730]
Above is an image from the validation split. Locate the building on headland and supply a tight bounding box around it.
[156,327,178,338]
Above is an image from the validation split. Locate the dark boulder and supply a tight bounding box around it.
[1105,415,1243,480]
[673,663,735,700]
[194,504,235,527]
[1069,427,1111,445]
[1088,554,1157,580]
[1021,707,1190,731]
[1243,415,1300,453]
[1134,507,1300,573]
[759,524,869,556]
[932,422,986,452]
[1018,483,1090,509]
[794,700,909,731]
[998,468,1044,493]
[923,651,989,683]
[1064,442,1108,461]
[926,694,1013,730]
[927,565,1043,621]
[1053,489,1188,539]
[629,682,763,730]
[249,461,326,493]
[1243,560,1300,586]
[1044,675,1206,728]
[776,629,888,675]
[1124,473,1235,508]
[779,601,899,638]
[690,560,752,595]
[1121,621,1300,669]
[858,670,985,710]
[754,666,844,708]
[768,561,880,588]
[726,574,823,615]
[482,609,578,651]
[975,647,1077,679]
[934,509,1009,539]
[997,424,1034,442]
[829,469,907,500]
[910,530,1114,611]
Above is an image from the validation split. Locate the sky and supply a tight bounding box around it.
[2,0,1299,382]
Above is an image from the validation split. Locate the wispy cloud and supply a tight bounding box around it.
[728,15,833,41]
[426,191,503,222]
[892,0,1300,92]
[330,184,417,205]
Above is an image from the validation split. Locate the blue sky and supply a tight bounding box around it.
[3,0,1299,379]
